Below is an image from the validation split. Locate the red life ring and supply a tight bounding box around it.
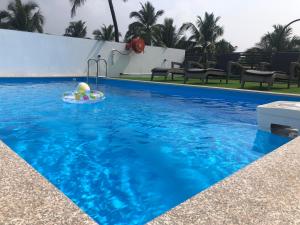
[132,37,145,53]
[125,37,145,53]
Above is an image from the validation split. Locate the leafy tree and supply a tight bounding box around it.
[70,0,127,42]
[256,24,300,51]
[180,12,224,53]
[0,0,44,33]
[0,11,9,28]
[242,47,264,65]
[126,1,164,45]
[153,18,186,49]
[93,24,121,41]
[215,39,236,54]
[64,20,87,38]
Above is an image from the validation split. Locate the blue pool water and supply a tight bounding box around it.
[0,78,297,224]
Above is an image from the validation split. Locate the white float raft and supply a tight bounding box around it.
[62,90,105,104]
[62,82,105,104]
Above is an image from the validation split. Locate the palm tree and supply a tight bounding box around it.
[153,18,185,48]
[0,0,44,33]
[180,12,224,54]
[70,0,127,42]
[127,1,164,45]
[215,39,236,54]
[64,20,87,38]
[256,24,300,51]
[93,24,121,41]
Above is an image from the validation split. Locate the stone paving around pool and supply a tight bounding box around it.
[149,137,300,225]
[0,141,96,225]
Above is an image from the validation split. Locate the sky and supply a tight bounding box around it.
[1,0,300,51]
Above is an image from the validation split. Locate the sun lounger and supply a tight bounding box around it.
[204,53,241,84]
[184,53,240,84]
[151,68,169,80]
[184,68,207,83]
[152,60,203,81]
[240,52,300,88]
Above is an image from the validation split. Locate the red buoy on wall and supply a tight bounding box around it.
[125,37,145,53]
[131,37,145,53]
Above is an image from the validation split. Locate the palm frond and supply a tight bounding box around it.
[31,10,44,33]
[1,0,44,32]
[70,0,86,17]
[127,1,164,45]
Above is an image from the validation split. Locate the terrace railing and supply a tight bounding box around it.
[185,50,300,70]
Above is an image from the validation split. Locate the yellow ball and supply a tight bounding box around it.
[76,82,90,95]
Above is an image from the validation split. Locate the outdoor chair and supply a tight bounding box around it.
[204,53,241,83]
[151,59,204,81]
[182,61,207,83]
[169,61,185,80]
[183,53,241,84]
[151,67,169,80]
[239,52,300,89]
[169,55,206,79]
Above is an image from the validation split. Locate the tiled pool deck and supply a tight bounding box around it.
[1,137,300,224]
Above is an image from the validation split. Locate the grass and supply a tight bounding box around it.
[119,75,300,95]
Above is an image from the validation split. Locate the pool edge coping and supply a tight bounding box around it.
[0,140,97,225]
[148,136,300,225]
[108,77,300,98]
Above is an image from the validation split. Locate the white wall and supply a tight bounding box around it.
[0,29,185,77]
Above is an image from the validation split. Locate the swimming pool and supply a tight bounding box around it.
[0,78,298,224]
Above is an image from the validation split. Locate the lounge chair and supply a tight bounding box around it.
[169,52,205,80]
[183,61,207,84]
[240,52,300,89]
[183,69,207,83]
[151,60,204,81]
[151,67,169,80]
[205,53,241,83]
[169,62,185,80]
[183,53,241,84]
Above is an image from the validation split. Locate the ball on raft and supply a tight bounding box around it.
[76,82,90,95]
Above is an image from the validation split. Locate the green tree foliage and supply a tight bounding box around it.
[256,25,300,51]
[126,1,164,45]
[70,0,127,42]
[153,18,186,49]
[0,0,44,33]
[215,39,236,54]
[93,24,121,41]
[64,20,87,38]
[180,12,224,53]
